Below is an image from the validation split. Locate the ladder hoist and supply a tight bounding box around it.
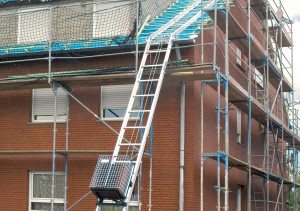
[89,1,216,210]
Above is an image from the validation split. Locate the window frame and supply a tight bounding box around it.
[236,108,247,146]
[100,84,140,121]
[254,68,264,88]
[31,88,69,123]
[17,6,51,44]
[236,47,242,67]
[28,171,65,211]
[236,185,242,211]
[236,108,244,145]
[237,108,241,144]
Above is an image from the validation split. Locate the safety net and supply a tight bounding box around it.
[0,0,219,87]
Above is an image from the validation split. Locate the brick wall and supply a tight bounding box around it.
[0,80,285,210]
[0,0,289,210]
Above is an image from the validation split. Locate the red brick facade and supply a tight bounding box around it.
[0,83,286,210]
[0,0,291,210]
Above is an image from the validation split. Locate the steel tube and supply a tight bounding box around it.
[179,81,185,211]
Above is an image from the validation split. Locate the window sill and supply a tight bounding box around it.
[237,63,246,72]
[237,142,246,147]
[254,82,264,89]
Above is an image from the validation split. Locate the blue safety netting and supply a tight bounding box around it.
[0,0,219,56]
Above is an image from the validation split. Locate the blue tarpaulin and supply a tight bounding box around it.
[1,0,16,3]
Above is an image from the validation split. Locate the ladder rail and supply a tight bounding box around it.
[173,6,206,37]
[149,0,207,40]
[124,35,175,207]
[111,39,152,160]
[126,43,166,158]
[112,40,164,160]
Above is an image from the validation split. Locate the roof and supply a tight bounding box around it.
[0,0,216,56]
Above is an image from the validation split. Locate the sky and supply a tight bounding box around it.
[282,0,300,101]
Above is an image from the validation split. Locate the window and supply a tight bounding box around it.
[237,109,247,145]
[101,84,140,120]
[237,108,242,144]
[236,185,242,211]
[18,7,50,44]
[236,48,242,66]
[254,68,264,88]
[32,88,68,123]
[29,171,65,211]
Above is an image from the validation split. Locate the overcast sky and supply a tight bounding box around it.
[282,0,300,101]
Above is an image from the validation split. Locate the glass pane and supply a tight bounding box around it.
[103,108,126,118]
[33,174,65,199]
[103,109,139,119]
[31,202,64,211]
[131,181,139,202]
[131,194,139,202]
[129,207,139,211]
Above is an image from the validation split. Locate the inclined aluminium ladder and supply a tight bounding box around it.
[93,1,216,210]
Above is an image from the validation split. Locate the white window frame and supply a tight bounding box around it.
[237,108,242,144]
[28,171,65,211]
[32,88,68,123]
[254,68,264,88]
[101,84,140,121]
[18,6,50,44]
[236,48,242,66]
[236,185,242,211]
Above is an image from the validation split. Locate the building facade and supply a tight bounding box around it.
[0,0,299,210]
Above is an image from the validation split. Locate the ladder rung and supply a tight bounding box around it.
[148,50,167,53]
[129,110,151,113]
[119,143,142,146]
[138,79,159,82]
[113,160,133,163]
[124,126,146,129]
[134,94,155,97]
[143,64,163,68]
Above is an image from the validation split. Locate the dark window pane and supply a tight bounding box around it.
[103,109,139,118]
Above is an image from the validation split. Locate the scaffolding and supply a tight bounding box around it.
[0,0,299,210]
[0,0,210,210]
[199,0,300,210]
